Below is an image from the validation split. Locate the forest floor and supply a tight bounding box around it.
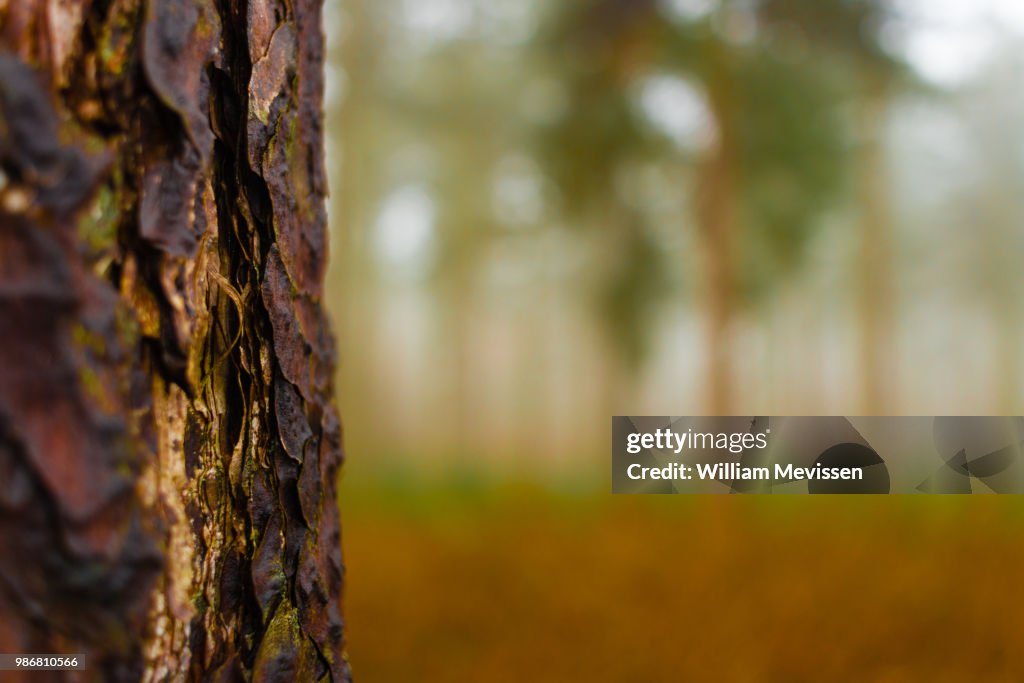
[341,470,1024,682]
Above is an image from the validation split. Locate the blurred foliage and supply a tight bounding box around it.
[756,0,905,77]
[735,51,844,295]
[598,214,672,365]
[533,0,907,364]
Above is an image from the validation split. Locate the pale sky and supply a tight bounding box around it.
[897,0,1024,86]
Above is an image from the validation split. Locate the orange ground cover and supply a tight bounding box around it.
[342,484,1024,681]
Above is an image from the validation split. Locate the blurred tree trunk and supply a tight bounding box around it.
[997,313,1021,412]
[856,77,894,414]
[698,46,739,415]
[330,0,377,450]
[0,1,350,681]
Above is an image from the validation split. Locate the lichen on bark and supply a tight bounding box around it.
[0,0,350,680]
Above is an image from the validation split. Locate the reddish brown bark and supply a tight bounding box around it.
[0,1,350,680]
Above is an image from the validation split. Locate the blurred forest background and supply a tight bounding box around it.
[322,0,1024,679]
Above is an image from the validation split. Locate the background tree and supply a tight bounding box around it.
[0,1,350,680]
[756,0,910,412]
[536,0,906,412]
[941,49,1024,411]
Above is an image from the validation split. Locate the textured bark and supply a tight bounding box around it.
[0,1,350,681]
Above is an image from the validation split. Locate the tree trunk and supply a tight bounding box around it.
[0,1,350,681]
[698,45,739,416]
[329,0,376,453]
[855,81,894,415]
